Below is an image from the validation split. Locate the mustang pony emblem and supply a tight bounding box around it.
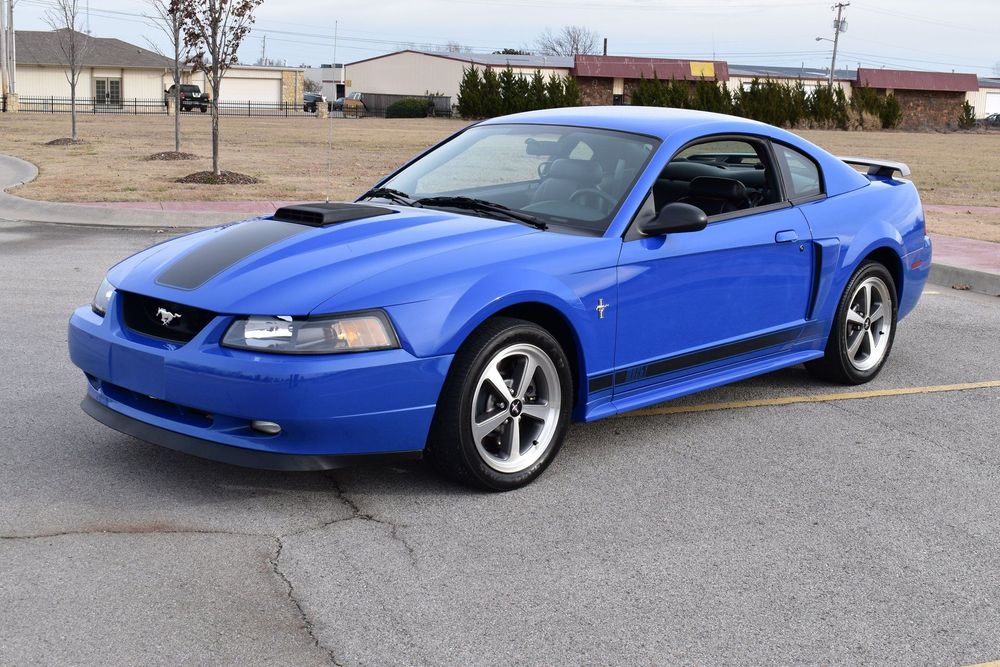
[156,307,182,326]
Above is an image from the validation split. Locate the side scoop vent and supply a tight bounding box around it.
[272,202,396,227]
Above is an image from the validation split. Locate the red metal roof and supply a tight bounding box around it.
[572,55,729,81]
[856,68,978,92]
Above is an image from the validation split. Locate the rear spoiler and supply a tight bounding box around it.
[839,156,911,178]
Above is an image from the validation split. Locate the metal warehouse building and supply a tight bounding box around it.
[345,49,574,104]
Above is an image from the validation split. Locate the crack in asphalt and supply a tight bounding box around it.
[329,478,419,567]
[270,536,343,667]
[0,480,419,667]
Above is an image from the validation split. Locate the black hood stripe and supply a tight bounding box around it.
[157,219,308,290]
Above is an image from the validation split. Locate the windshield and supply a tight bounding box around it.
[377,124,658,234]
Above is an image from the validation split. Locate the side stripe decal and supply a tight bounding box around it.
[587,322,825,395]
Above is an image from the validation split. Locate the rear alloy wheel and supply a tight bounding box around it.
[806,261,898,384]
[429,317,572,491]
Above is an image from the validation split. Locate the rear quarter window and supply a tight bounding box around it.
[774,144,823,199]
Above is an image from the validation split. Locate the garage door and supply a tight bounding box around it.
[219,78,282,103]
[986,92,1000,115]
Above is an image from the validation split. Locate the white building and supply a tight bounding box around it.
[14,30,304,104]
[345,49,575,103]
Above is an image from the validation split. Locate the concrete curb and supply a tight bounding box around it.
[0,154,240,229]
[929,264,1000,297]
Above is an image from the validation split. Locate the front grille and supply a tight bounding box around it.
[120,291,216,343]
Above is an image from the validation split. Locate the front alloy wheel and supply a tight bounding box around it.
[470,343,562,474]
[429,317,573,491]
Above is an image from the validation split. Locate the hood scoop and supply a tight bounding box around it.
[272,202,396,227]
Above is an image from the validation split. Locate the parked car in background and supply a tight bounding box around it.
[303,92,327,113]
[164,84,209,113]
[69,107,931,491]
[332,91,366,114]
[980,113,1000,129]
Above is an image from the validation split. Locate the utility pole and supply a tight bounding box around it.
[0,0,9,98]
[260,34,266,65]
[8,0,15,93]
[828,2,849,87]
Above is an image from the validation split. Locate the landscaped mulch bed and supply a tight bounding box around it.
[147,151,200,161]
[176,171,259,185]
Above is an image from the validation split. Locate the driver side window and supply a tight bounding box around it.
[651,138,780,218]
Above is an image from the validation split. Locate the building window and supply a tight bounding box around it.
[94,78,123,107]
[612,94,625,106]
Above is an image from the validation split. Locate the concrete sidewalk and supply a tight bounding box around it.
[0,155,240,229]
[2,153,997,295]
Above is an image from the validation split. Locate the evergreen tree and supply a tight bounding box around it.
[562,75,581,106]
[545,73,565,108]
[481,67,502,117]
[498,66,518,115]
[456,65,483,118]
[528,70,548,110]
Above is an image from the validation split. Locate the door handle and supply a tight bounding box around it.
[775,230,799,243]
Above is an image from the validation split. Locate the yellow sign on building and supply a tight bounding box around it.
[689,62,716,78]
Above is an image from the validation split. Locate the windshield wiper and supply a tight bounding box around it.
[414,196,548,230]
[359,187,420,207]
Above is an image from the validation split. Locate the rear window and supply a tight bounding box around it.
[180,85,199,93]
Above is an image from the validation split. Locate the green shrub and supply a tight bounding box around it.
[386,98,431,118]
[958,100,976,130]
[880,93,902,129]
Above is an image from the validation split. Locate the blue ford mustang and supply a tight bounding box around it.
[69,107,931,490]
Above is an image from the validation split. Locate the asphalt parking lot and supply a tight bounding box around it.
[2,219,999,666]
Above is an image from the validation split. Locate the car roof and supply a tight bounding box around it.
[478,106,771,141]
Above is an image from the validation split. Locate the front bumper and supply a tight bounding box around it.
[81,395,422,471]
[69,295,453,466]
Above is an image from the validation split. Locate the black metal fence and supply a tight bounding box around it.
[14,96,401,118]
[18,96,170,115]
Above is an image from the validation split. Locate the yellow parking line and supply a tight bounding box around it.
[964,662,1000,667]
[622,380,1000,418]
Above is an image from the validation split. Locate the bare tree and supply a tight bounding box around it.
[173,0,264,176]
[535,26,599,57]
[146,0,190,154]
[44,0,93,141]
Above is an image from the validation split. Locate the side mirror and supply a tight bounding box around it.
[638,202,708,236]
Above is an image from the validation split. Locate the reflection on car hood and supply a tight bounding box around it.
[108,207,542,315]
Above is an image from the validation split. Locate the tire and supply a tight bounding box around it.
[428,317,573,491]
[806,261,898,384]
[200,106,207,113]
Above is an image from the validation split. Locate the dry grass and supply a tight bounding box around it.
[1,114,998,241]
[0,113,470,203]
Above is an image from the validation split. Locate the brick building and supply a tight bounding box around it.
[855,68,979,130]
[571,55,729,106]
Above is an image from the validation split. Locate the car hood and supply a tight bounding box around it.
[108,207,544,315]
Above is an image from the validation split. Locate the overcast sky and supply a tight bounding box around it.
[11,0,1000,76]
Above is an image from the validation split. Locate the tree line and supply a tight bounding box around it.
[627,75,902,130]
[456,66,581,119]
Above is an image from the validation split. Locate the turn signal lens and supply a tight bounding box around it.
[222,311,398,354]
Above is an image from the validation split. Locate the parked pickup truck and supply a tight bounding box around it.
[164,84,210,113]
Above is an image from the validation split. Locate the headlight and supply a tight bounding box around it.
[92,277,115,316]
[222,311,399,354]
